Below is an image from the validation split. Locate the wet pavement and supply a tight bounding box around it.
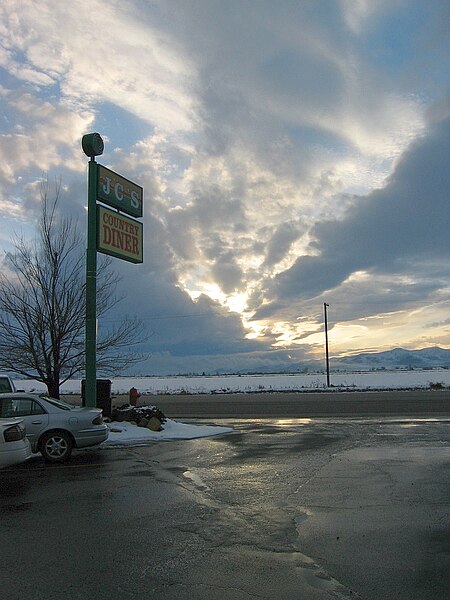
[0,417,449,599]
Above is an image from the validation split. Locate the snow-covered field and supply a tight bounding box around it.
[15,369,450,396]
[14,371,449,446]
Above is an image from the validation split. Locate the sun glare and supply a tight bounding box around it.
[225,292,248,314]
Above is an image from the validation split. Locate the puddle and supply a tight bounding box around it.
[183,469,210,491]
[292,550,361,598]
[292,510,360,596]
[294,509,312,529]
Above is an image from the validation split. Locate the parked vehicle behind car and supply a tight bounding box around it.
[0,375,16,393]
[0,417,32,468]
[0,393,109,462]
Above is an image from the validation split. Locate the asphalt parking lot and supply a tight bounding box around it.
[1,416,449,599]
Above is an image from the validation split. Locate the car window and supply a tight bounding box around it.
[40,396,72,411]
[0,398,15,418]
[0,397,46,417]
[0,377,13,392]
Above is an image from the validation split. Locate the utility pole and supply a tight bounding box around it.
[324,302,330,387]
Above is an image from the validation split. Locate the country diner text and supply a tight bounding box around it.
[100,211,141,259]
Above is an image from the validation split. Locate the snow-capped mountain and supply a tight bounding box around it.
[333,347,450,370]
[232,347,450,375]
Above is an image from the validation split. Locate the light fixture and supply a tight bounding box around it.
[82,132,104,158]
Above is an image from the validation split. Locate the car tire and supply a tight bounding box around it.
[40,431,73,463]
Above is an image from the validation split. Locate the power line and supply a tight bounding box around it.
[98,311,220,325]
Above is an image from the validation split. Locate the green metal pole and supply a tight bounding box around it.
[85,158,98,407]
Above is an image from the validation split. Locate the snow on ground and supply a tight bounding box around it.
[104,418,233,446]
[15,370,450,396]
[13,371,448,449]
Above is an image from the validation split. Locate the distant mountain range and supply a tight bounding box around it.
[234,347,450,375]
[331,347,450,370]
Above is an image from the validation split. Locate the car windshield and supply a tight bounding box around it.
[39,395,73,411]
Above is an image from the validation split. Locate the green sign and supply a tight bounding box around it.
[97,205,143,264]
[97,164,143,218]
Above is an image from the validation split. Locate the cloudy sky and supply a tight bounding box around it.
[0,0,449,374]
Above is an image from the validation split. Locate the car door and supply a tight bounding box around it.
[8,397,49,450]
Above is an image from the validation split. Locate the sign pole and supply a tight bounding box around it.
[85,157,98,407]
[82,133,104,408]
[82,132,142,407]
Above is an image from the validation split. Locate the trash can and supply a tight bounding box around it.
[81,379,112,418]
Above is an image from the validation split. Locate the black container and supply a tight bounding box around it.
[81,379,112,418]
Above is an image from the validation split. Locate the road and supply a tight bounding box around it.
[1,415,449,600]
[150,389,450,418]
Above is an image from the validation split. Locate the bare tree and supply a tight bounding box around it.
[0,181,145,398]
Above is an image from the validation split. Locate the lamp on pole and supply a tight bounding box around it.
[324,302,330,387]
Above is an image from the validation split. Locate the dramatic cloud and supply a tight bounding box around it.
[267,116,450,304]
[0,1,448,372]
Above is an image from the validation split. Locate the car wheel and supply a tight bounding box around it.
[40,431,73,462]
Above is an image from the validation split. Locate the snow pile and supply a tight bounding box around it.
[111,403,167,424]
[104,419,233,446]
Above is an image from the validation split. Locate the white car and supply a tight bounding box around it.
[0,393,109,462]
[0,417,32,468]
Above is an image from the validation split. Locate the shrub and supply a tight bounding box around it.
[429,382,444,390]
